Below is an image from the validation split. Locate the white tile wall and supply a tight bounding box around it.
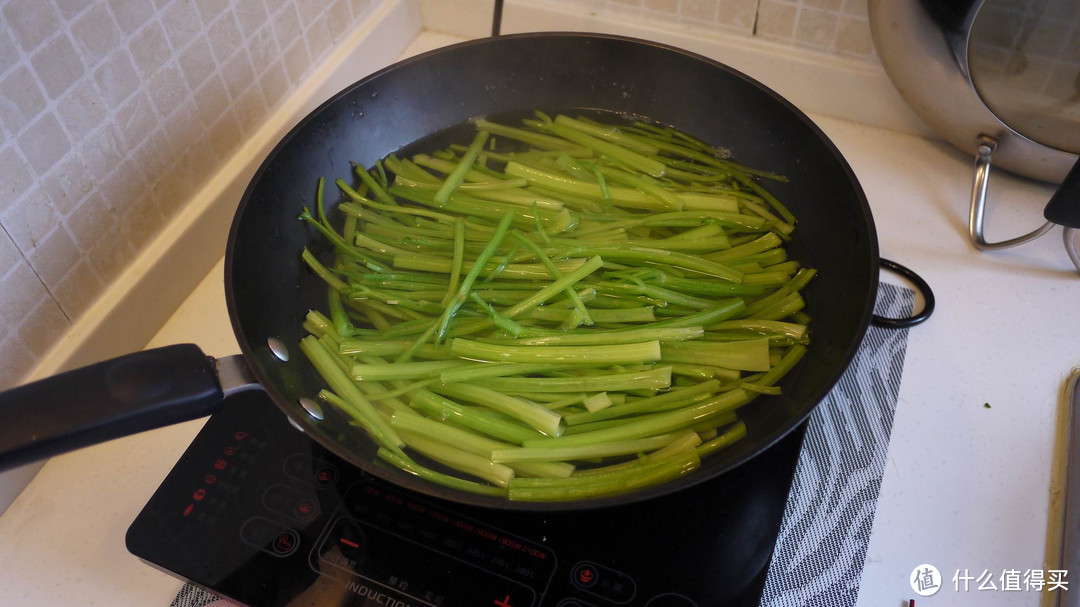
[542,0,878,60]
[0,0,386,389]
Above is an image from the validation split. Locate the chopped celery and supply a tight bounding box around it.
[294,112,815,502]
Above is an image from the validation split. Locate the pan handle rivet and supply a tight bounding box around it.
[299,397,324,421]
[268,337,290,362]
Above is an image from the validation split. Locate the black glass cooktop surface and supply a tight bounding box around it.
[127,391,804,607]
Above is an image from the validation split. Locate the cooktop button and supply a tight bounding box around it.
[314,465,338,487]
[272,530,299,556]
[317,517,366,576]
[572,563,598,588]
[644,593,698,606]
[556,599,598,607]
[569,561,636,603]
[240,516,300,558]
[295,498,318,519]
[283,453,339,488]
[262,484,321,522]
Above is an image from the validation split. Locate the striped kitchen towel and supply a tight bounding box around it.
[759,281,915,606]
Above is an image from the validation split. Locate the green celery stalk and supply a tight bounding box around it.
[709,320,807,341]
[526,306,656,324]
[552,114,659,154]
[377,448,507,497]
[441,218,466,307]
[298,336,404,453]
[562,380,720,426]
[523,389,748,449]
[551,245,743,283]
[408,389,545,444]
[431,383,564,438]
[506,326,702,346]
[350,359,470,381]
[434,131,490,205]
[506,450,699,501]
[389,412,573,478]
[492,433,679,464]
[547,122,666,177]
[511,231,593,326]
[450,338,661,365]
[397,429,514,488]
[697,421,748,457]
[500,255,605,318]
[473,118,583,151]
[433,210,516,342]
[660,339,771,372]
[483,366,673,394]
[440,362,598,384]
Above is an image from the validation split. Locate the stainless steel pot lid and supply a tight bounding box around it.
[870,0,1077,184]
[967,0,1080,156]
[870,0,1080,273]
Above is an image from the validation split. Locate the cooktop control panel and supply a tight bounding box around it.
[318,480,556,605]
[127,391,802,607]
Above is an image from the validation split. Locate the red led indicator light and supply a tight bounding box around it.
[213,459,227,470]
[234,431,248,440]
[339,538,359,549]
[193,488,206,501]
[297,501,315,515]
[577,566,597,586]
[223,446,237,456]
[274,532,295,553]
[182,504,194,517]
[204,474,217,484]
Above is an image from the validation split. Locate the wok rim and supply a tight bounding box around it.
[223,31,879,511]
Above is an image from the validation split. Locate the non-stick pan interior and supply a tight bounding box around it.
[224,33,878,510]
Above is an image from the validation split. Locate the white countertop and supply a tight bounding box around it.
[2,22,1079,607]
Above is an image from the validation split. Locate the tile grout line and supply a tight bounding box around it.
[0,221,73,324]
[0,222,28,283]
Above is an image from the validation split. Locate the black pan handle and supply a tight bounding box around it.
[0,344,226,472]
[1044,157,1080,230]
[872,258,935,329]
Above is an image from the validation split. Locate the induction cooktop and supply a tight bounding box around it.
[127,391,804,607]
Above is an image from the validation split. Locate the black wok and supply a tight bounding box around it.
[0,33,923,511]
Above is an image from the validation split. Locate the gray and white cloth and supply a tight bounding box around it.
[760,282,915,606]
[171,585,223,607]
[171,283,916,607]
